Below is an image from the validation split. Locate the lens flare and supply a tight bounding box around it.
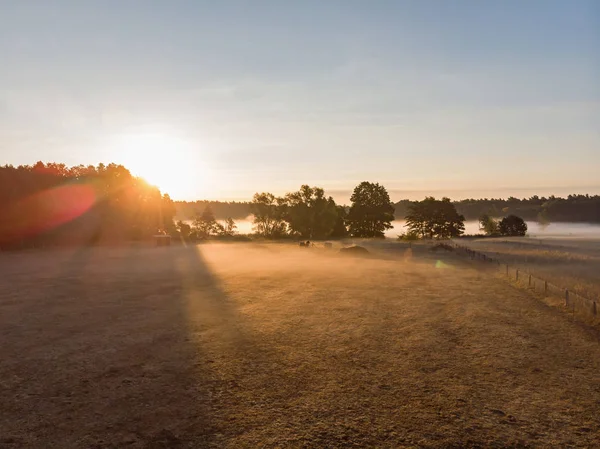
[1,184,97,241]
[435,260,451,269]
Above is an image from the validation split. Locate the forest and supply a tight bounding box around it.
[0,162,175,249]
[395,195,600,223]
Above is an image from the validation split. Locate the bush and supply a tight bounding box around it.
[499,215,527,236]
[397,231,419,241]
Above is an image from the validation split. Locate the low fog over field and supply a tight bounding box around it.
[1,243,599,447]
[208,218,600,239]
[387,220,600,238]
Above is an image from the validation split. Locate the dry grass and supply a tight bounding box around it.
[1,242,600,448]
[457,237,600,302]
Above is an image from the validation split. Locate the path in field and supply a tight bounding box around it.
[1,244,599,448]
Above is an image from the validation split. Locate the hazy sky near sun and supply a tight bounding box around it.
[1,0,599,201]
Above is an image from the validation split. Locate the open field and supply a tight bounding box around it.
[455,237,600,302]
[1,242,600,448]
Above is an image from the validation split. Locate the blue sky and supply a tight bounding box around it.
[1,0,598,201]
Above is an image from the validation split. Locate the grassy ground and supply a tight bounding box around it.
[455,237,600,302]
[1,242,599,448]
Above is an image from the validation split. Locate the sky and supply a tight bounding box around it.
[1,0,599,202]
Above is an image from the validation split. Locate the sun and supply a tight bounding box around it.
[113,131,212,199]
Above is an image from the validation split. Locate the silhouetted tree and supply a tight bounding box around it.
[330,205,349,238]
[176,220,191,240]
[193,204,218,237]
[283,185,339,239]
[223,217,237,236]
[404,198,430,238]
[160,194,177,235]
[212,222,226,236]
[499,215,527,236]
[405,197,465,239]
[251,192,287,238]
[347,182,395,238]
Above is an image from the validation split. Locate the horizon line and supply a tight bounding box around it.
[173,187,600,204]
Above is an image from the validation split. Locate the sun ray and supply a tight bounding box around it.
[111,131,212,199]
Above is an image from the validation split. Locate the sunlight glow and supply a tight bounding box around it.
[112,131,212,199]
[1,184,96,240]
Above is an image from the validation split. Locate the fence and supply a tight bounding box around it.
[452,243,598,319]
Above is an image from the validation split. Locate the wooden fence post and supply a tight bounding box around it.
[544,281,548,296]
[565,289,569,307]
[528,274,531,287]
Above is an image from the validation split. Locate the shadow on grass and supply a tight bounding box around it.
[0,243,253,448]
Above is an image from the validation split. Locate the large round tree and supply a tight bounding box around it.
[499,215,528,236]
[347,181,395,238]
[405,197,465,239]
[283,185,338,239]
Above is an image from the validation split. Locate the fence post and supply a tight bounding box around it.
[528,274,531,287]
[565,289,569,307]
[544,281,548,296]
[516,269,519,281]
[506,264,509,277]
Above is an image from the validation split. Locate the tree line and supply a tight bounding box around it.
[396,194,600,224]
[0,161,559,249]
[0,162,175,249]
[185,183,526,240]
[176,194,600,225]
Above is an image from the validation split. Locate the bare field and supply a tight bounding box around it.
[456,237,600,302]
[1,243,600,448]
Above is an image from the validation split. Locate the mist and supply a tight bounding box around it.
[191,218,600,240]
[386,220,600,239]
